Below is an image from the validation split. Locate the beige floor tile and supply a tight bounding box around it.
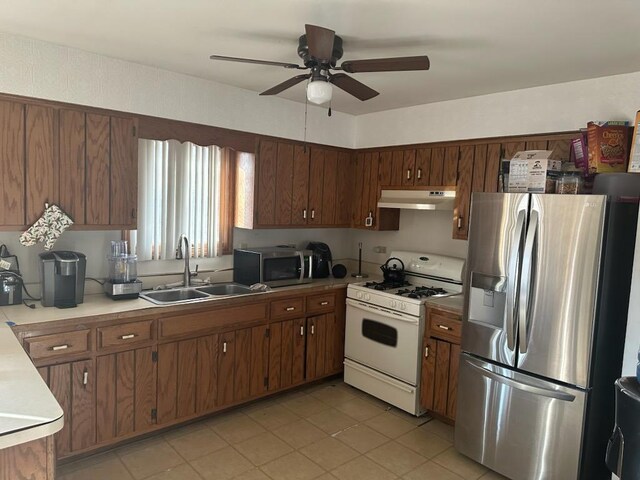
[421,419,455,443]
[478,470,510,480]
[246,403,300,430]
[432,447,488,480]
[162,420,210,441]
[261,451,326,480]
[167,427,228,461]
[365,440,428,476]
[365,411,417,439]
[203,410,246,428]
[232,468,271,480]
[281,394,331,417]
[306,408,359,435]
[333,396,386,422]
[57,452,134,480]
[403,461,465,480]
[299,436,360,471]
[333,423,390,454]
[234,431,293,466]
[212,413,266,444]
[272,418,327,448]
[117,437,184,479]
[397,428,452,459]
[144,463,203,480]
[310,385,358,406]
[389,408,432,426]
[315,474,339,480]
[190,446,254,480]
[331,455,398,480]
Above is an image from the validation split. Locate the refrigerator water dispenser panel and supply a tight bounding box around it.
[469,273,506,328]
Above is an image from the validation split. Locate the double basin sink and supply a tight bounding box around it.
[140,283,257,305]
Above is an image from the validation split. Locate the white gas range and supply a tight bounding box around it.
[344,251,465,416]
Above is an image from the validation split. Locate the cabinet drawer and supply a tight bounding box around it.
[306,293,336,314]
[97,319,154,349]
[270,297,305,320]
[24,329,91,361]
[428,310,462,343]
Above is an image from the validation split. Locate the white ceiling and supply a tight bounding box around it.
[1,0,640,115]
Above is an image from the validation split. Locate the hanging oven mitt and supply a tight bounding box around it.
[19,203,74,250]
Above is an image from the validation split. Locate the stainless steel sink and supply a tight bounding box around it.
[195,284,253,296]
[140,288,210,305]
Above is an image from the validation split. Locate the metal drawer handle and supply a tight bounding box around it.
[83,369,89,386]
[120,334,136,340]
[300,326,304,336]
[320,301,329,306]
[303,209,307,219]
[425,346,430,358]
[286,306,295,311]
[437,324,452,331]
[457,217,463,229]
[417,168,422,180]
[223,341,227,353]
[406,169,411,180]
[51,344,69,351]
[311,209,315,219]
[311,324,315,335]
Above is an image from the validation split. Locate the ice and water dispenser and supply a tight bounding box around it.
[468,272,507,327]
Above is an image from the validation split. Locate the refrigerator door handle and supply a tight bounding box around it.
[465,356,576,402]
[506,209,526,351]
[519,209,539,354]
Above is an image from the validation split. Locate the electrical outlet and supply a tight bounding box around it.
[373,246,387,254]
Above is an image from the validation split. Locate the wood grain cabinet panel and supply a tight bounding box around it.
[320,149,338,225]
[217,331,236,406]
[275,142,294,225]
[249,325,269,397]
[415,148,431,186]
[256,139,277,225]
[334,151,353,226]
[0,436,55,480]
[401,149,416,186]
[452,145,475,240]
[25,104,57,225]
[420,337,437,412]
[0,100,25,226]
[196,334,219,414]
[234,327,252,402]
[58,109,86,224]
[85,113,111,225]
[429,147,445,185]
[307,148,325,225]
[291,144,310,225]
[109,116,138,227]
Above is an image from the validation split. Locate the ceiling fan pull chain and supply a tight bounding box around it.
[303,88,309,151]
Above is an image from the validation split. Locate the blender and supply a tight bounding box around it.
[104,241,143,299]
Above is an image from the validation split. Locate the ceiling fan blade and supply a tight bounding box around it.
[260,74,311,96]
[305,24,336,62]
[330,74,379,101]
[340,55,430,73]
[209,54,304,69]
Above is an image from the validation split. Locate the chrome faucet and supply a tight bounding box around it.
[177,234,191,287]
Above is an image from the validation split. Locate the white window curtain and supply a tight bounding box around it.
[131,139,222,261]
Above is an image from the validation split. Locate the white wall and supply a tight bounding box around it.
[355,71,640,148]
[0,33,356,148]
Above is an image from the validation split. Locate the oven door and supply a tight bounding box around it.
[345,298,422,385]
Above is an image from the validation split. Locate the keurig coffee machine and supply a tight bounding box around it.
[39,251,86,308]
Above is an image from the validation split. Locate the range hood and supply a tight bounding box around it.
[377,189,456,210]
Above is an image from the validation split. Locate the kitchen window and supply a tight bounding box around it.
[130,138,236,260]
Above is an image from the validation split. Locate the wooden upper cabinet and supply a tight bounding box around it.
[308,148,325,225]
[59,109,86,224]
[415,148,431,186]
[85,113,111,225]
[110,116,138,227]
[25,104,57,225]
[0,100,25,226]
[335,151,353,226]
[255,139,277,226]
[453,145,475,239]
[290,145,310,225]
[401,149,417,186]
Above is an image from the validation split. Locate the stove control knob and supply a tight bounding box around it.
[391,300,397,308]
[364,293,371,301]
[401,303,407,310]
[356,291,363,299]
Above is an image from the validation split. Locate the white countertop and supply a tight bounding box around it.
[0,318,63,449]
[425,294,464,314]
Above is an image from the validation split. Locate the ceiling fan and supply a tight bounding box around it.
[209,24,430,105]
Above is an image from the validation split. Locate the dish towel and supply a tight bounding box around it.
[19,203,74,250]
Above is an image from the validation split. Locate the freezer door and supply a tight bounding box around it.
[517,194,606,387]
[455,354,586,480]
[462,193,528,367]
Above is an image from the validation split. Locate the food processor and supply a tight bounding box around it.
[104,240,142,299]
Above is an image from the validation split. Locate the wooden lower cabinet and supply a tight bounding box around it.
[0,436,55,480]
[95,347,157,443]
[420,307,462,423]
[37,360,94,458]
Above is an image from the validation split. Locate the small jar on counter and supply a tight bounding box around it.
[556,172,583,194]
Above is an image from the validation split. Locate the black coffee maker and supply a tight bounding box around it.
[306,242,332,278]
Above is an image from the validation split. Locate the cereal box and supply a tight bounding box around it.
[507,150,562,193]
[587,121,631,174]
[628,111,640,173]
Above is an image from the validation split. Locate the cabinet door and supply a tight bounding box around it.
[447,344,461,419]
[433,339,451,417]
[25,104,57,225]
[321,149,338,225]
[452,145,475,240]
[483,143,502,193]
[443,146,459,186]
[110,116,138,227]
[334,151,353,226]
[59,109,86,224]
[291,145,310,225]
[275,142,294,225]
[429,147,445,185]
[196,334,219,414]
[305,315,327,381]
[250,325,269,397]
[415,148,431,186]
[96,347,156,442]
[307,148,324,225]
[401,149,416,186]
[46,359,95,457]
[234,327,252,402]
[352,153,365,227]
[217,331,235,406]
[420,337,437,411]
[256,139,277,225]
[85,113,111,225]
[0,100,25,226]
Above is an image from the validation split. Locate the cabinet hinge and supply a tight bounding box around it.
[264,377,269,388]
[152,351,158,362]
[151,408,157,422]
[265,328,270,339]
[132,125,137,137]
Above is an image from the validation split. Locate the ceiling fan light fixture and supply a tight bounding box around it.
[306,78,332,105]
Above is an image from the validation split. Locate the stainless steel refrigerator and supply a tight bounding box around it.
[455,182,640,480]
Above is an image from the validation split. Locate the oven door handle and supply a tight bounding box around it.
[346,298,420,325]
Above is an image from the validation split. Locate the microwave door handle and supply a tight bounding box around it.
[298,251,305,281]
[519,209,539,354]
[506,209,526,351]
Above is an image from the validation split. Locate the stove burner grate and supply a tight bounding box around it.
[396,286,447,298]
[363,280,410,291]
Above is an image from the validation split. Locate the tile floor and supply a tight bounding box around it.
[57,379,508,480]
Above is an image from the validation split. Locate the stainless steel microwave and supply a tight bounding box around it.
[233,247,313,287]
